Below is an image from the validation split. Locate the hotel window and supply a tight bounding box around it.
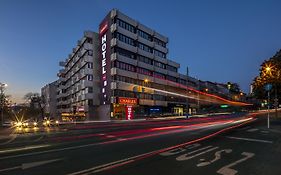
[179,79,187,85]
[166,65,178,72]
[116,19,135,33]
[154,61,166,69]
[116,48,135,59]
[137,30,152,41]
[86,38,93,44]
[116,33,135,46]
[153,72,166,80]
[166,75,177,82]
[154,50,166,58]
[87,87,93,93]
[137,67,152,76]
[88,50,93,56]
[115,61,136,72]
[138,43,152,53]
[154,38,166,48]
[87,62,93,69]
[87,75,93,81]
[138,55,153,65]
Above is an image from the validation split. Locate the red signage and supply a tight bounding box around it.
[99,21,108,35]
[126,105,134,120]
[118,97,137,105]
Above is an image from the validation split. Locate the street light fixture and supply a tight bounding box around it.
[0,83,8,127]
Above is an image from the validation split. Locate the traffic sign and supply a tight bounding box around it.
[264,84,272,91]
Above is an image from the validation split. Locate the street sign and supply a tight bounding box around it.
[264,84,272,91]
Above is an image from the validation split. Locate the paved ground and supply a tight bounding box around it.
[0,113,280,175]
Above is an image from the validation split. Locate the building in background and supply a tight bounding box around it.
[56,31,100,121]
[41,80,58,119]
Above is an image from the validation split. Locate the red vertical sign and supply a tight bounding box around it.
[126,105,134,120]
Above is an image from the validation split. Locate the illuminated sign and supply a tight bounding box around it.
[220,105,229,108]
[126,105,133,120]
[100,21,108,105]
[77,106,84,112]
[118,97,138,105]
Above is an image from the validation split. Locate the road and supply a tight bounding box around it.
[0,113,280,175]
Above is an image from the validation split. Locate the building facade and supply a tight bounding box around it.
[48,9,245,121]
[57,31,100,121]
[41,80,58,119]
[98,9,207,120]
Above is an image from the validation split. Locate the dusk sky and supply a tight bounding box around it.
[1,0,281,103]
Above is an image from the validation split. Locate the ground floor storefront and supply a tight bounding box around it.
[111,97,195,120]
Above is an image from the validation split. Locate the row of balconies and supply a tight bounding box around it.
[110,38,179,68]
[111,68,188,89]
[110,9,168,43]
[110,23,168,54]
[111,53,180,78]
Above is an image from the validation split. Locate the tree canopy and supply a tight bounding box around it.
[252,50,281,101]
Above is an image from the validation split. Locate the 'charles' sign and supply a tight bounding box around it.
[118,97,138,105]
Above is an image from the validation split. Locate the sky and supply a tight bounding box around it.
[1,0,281,103]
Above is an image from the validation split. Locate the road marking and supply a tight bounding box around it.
[176,146,218,161]
[197,149,232,167]
[67,118,255,174]
[247,128,259,132]
[238,126,251,131]
[217,152,255,175]
[225,136,273,144]
[33,136,44,142]
[261,130,269,134]
[0,158,62,173]
[0,144,50,154]
[159,143,201,156]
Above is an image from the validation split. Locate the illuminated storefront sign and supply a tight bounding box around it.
[118,97,138,105]
[100,21,108,105]
[126,105,133,120]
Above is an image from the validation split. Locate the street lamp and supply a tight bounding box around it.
[0,83,8,127]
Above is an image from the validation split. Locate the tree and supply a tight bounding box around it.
[23,92,45,120]
[252,49,281,101]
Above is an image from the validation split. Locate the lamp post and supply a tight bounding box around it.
[0,83,8,127]
[264,65,272,129]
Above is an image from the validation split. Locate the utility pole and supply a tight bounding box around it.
[267,90,270,129]
[0,83,8,127]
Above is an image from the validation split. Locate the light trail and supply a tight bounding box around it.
[117,81,252,106]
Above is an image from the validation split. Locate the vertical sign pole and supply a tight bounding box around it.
[267,90,270,129]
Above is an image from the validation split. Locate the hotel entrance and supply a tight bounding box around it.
[112,97,137,120]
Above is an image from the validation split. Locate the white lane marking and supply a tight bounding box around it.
[247,128,259,132]
[197,149,232,167]
[237,126,251,131]
[32,136,44,142]
[0,158,62,173]
[176,146,218,161]
[225,136,273,144]
[217,152,255,175]
[67,148,162,175]
[0,144,50,154]
[159,143,201,156]
[261,130,269,134]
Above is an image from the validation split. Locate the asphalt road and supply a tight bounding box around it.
[0,113,280,175]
